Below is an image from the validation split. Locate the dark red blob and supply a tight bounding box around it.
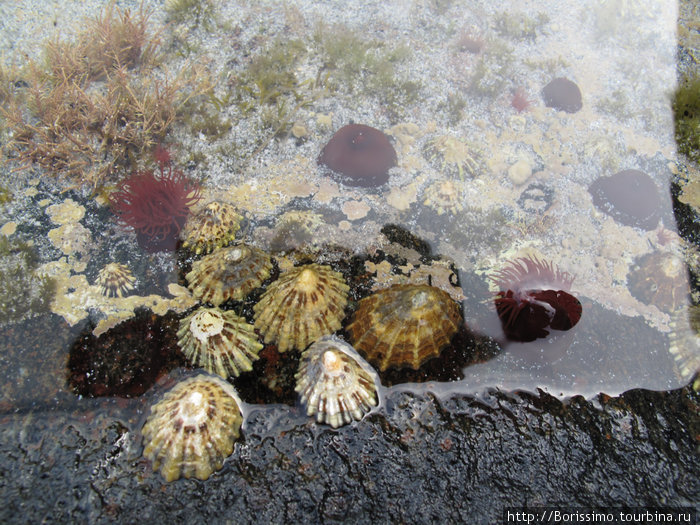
[588,169,661,231]
[491,256,582,342]
[110,151,201,252]
[511,87,531,112]
[542,77,582,113]
[317,124,397,187]
[67,309,185,397]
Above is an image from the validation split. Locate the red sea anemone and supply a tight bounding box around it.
[490,255,582,342]
[110,150,201,252]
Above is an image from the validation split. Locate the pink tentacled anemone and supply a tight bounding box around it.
[110,147,201,252]
[490,255,582,342]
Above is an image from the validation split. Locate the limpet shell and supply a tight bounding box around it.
[346,284,462,371]
[95,262,136,297]
[295,336,378,428]
[627,251,688,311]
[177,306,262,379]
[423,179,464,215]
[141,374,243,482]
[186,244,272,306]
[253,264,349,352]
[181,201,243,255]
[669,305,700,385]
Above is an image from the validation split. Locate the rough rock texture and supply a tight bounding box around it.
[0,385,697,524]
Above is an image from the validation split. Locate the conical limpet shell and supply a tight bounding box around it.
[253,264,349,352]
[96,262,136,297]
[346,283,462,371]
[177,306,262,379]
[295,336,378,428]
[186,244,272,306]
[141,374,243,482]
[181,201,242,255]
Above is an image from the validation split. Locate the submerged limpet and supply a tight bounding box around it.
[177,307,262,379]
[141,374,243,482]
[423,135,479,179]
[669,306,700,385]
[346,284,462,371]
[627,251,688,311]
[254,264,349,352]
[95,262,136,298]
[181,201,243,255]
[186,244,272,306]
[295,336,378,428]
[422,179,464,215]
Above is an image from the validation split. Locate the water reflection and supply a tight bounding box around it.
[0,0,696,414]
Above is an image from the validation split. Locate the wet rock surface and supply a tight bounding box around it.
[0,384,696,524]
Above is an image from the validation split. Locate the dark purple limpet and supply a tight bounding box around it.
[542,77,582,113]
[317,124,397,187]
[588,169,661,231]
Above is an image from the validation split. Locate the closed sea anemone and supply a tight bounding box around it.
[490,255,582,342]
[110,148,201,252]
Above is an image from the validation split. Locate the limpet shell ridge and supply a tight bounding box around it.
[181,201,243,255]
[295,336,378,428]
[346,283,462,371]
[186,244,272,306]
[254,263,349,352]
[141,374,243,482]
[177,306,263,379]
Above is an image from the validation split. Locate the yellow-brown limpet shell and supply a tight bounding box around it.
[141,374,243,482]
[95,262,136,297]
[177,306,262,379]
[181,201,243,255]
[253,264,349,352]
[186,244,272,306]
[346,283,462,371]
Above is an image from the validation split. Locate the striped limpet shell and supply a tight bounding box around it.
[141,374,243,482]
[95,262,136,297]
[186,244,272,306]
[177,306,262,379]
[181,201,242,255]
[253,264,349,352]
[295,336,378,428]
[346,283,462,371]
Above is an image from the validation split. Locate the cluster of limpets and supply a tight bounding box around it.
[140,202,465,481]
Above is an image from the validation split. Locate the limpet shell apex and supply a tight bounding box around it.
[141,374,243,482]
[254,264,349,352]
[177,307,262,379]
[295,336,378,428]
[347,284,462,371]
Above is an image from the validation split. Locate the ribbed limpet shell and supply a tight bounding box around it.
[177,306,262,379]
[253,264,349,352]
[346,284,462,371]
[141,374,243,482]
[186,244,272,306]
[669,305,700,386]
[96,262,136,297]
[423,179,464,215]
[295,336,378,428]
[181,201,243,255]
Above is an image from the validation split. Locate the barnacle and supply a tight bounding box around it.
[177,306,262,379]
[253,264,349,352]
[181,201,243,255]
[186,244,272,306]
[141,374,243,482]
[346,284,462,370]
[295,336,378,428]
